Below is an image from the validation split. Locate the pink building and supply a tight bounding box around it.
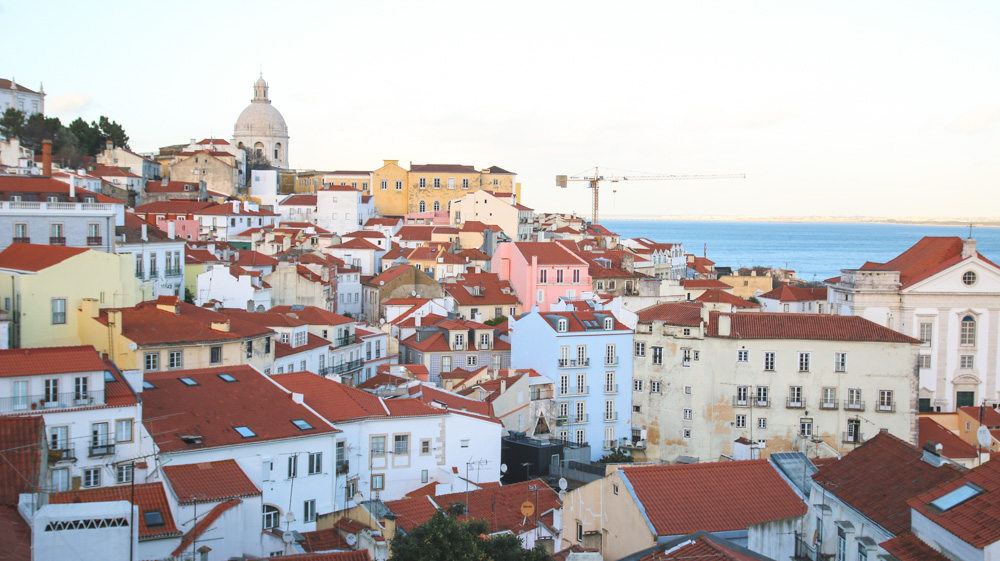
[155,217,200,241]
[491,241,591,312]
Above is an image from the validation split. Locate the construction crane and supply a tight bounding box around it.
[556,166,746,225]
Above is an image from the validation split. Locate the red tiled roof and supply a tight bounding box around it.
[331,238,382,251]
[445,274,521,307]
[640,534,759,561]
[409,163,478,173]
[0,243,88,272]
[87,163,141,178]
[365,264,414,286]
[230,250,279,267]
[134,200,217,214]
[0,345,106,378]
[281,194,318,206]
[959,406,1000,428]
[0,505,30,560]
[681,279,729,289]
[0,417,44,505]
[0,175,119,203]
[456,248,489,261]
[637,302,704,325]
[536,310,629,332]
[144,180,199,193]
[695,290,759,308]
[272,372,440,423]
[162,459,261,504]
[514,242,588,266]
[813,431,964,535]
[758,285,827,302]
[269,305,352,326]
[707,312,921,343]
[141,366,337,453]
[50,482,181,538]
[919,417,978,460]
[365,217,401,226]
[172,498,242,556]
[858,237,964,288]
[298,527,352,552]
[879,533,951,561]
[622,460,805,536]
[197,138,230,145]
[252,553,371,561]
[908,455,1000,548]
[98,300,273,346]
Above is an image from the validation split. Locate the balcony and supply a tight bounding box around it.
[556,415,568,426]
[842,432,864,444]
[603,440,617,450]
[786,397,806,409]
[334,334,357,347]
[622,439,647,450]
[89,442,115,457]
[12,237,29,244]
[321,359,364,376]
[558,358,590,368]
[336,460,350,474]
[733,396,750,407]
[86,236,103,246]
[561,385,589,396]
[604,412,618,422]
[845,400,865,411]
[48,444,76,463]
[164,267,183,277]
[49,236,66,246]
[819,399,839,410]
[530,389,555,400]
[0,391,105,414]
[877,402,895,412]
[605,356,619,366]
[0,201,115,214]
[604,384,619,394]
[567,414,589,424]
[755,398,770,408]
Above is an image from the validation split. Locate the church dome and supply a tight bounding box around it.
[234,75,288,137]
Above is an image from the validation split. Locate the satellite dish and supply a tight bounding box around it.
[345,533,358,546]
[500,463,508,474]
[352,492,364,506]
[977,425,992,448]
[411,290,417,297]
[285,512,296,523]
[282,531,295,544]
[558,478,568,491]
[129,342,138,351]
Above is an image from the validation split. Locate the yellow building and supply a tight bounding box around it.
[370,161,519,216]
[77,296,275,373]
[0,244,140,349]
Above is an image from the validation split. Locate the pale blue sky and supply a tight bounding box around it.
[6,1,999,218]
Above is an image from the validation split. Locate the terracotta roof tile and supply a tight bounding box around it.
[707,312,921,343]
[251,551,371,561]
[0,345,106,378]
[535,310,629,332]
[879,533,951,561]
[0,243,89,272]
[0,505,30,560]
[445,273,521,307]
[908,453,1000,548]
[281,194,318,206]
[409,163,478,173]
[958,406,1000,428]
[858,237,964,288]
[636,302,704,325]
[695,289,760,308]
[268,305,352,326]
[333,517,367,534]
[50,482,181,539]
[408,385,494,419]
[759,285,827,302]
[271,372,439,422]
[813,431,965,535]
[622,460,806,536]
[0,175,119,203]
[514,242,588,266]
[172,498,242,556]
[640,534,760,561]
[0,417,44,505]
[100,301,273,346]
[919,417,979,460]
[141,365,337,453]
[162,459,261,504]
[298,527,353,552]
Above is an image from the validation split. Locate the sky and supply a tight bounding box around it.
[5,1,999,218]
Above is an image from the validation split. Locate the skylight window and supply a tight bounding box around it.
[179,377,199,386]
[929,483,984,512]
[291,419,314,431]
[142,381,156,390]
[218,373,238,382]
[143,511,164,527]
[104,370,116,383]
[234,426,256,438]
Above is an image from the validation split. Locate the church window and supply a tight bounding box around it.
[274,143,281,160]
[433,201,441,211]
[418,200,426,212]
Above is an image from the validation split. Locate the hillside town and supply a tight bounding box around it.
[3,75,1000,561]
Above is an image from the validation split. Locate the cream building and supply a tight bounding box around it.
[450,189,533,242]
[630,302,920,463]
[233,75,289,169]
[371,161,519,216]
[827,237,1000,412]
[1,78,44,115]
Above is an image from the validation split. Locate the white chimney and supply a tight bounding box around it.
[167,221,176,239]
[141,223,148,242]
[718,314,732,337]
[963,238,977,259]
[415,315,422,327]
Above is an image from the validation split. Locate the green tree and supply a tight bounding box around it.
[484,315,507,326]
[598,446,634,464]
[20,113,64,151]
[0,108,25,140]
[68,118,103,156]
[390,509,553,561]
[747,296,761,304]
[97,116,129,150]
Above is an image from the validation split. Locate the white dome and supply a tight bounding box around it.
[234,102,288,136]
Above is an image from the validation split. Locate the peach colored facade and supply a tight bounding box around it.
[491,242,590,312]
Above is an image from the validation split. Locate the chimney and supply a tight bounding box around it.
[42,139,52,176]
[105,140,113,152]
[141,223,148,241]
[718,314,732,337]
[963,238,977,259]
[500,379,507,393]
[922,441,944,467]
[415,315,422,327]
[167,221,176,239]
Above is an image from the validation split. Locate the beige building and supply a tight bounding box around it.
[450,189,533,242]
[370,161,519,217]
[629,302,920,463]
[169,151,240,196]
[718,269,773,299]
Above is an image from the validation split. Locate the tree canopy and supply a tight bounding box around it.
[389,509,553,561]
[0,109,129,164]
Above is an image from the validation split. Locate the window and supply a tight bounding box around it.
[117,464,133,484]
[13,222,26,240]
[961,355,975,369]
[605,372,615,393]
[683,408,692,420]
[573,269,580,283]
[758,417,767,429]
[116,420,133,443]
[605,344,616,365]
[12,381,27,411]
[168,350,182,369]
[652,347,663,365]
[380,179,388,190]
[878,390,894,411]
[605,399,615,421]
[287,455,298,478]
[633,405,641,413]
[961,315,976,346]
[738,349,748,362]
[539,269,547,283]
[83,468,101,487]
[919,354,931,368]
[682,348,691,365]
[433,178,441,188]
[919,322,933,345]
[756,386,769,406]
[556,318,567,332]
[292,419,313,431]
[51,298,66,324]
[235,426,256,438]
[210,345,222,364]
[50,222,64,239]
[682,328,690,336]
[822,387,837,407]
[480,332,490,349]
[306,452,322,475]
[635,342,645,356]
[576,345,587,364]
[800,418,813,438]
[834,352,846,372]
[303,499,316,522]
[262,505,280,529]
[848,388,862,408]
[556,269,564,283]
[798,352,810,372]
[466,355,477,367]
[736,414,747,428]
[858,544,868,561]
[394,434,409,454]
[963,271,977,286]
[149,252,157,276]
[265,336,271,354]
[372,474,385,490]
[179,377,198,386]
[246,340,253,359]
[371,435,386,456]
[633,379,643,392]
[684,385,692,394]
[74,376,88,400]
[576,401,586,422]
[421,439,431,455]
[650,381,661,394]
[764,352,775,371]
[736,385,749,405]
[683,428,692,439]
[144,352,159,371]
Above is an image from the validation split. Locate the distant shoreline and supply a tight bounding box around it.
[600,216,1000,228]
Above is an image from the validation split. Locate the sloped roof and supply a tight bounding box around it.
[758,285,827,302]
[271,372,440,423]
[0,416,43,505]
[162,459,261,504]
[513,242,588,266]
[0,243,88,273]
[281,194,317,206]
[0,175,119,203]
[444,273,520,307]
[269,305,353,326]
[172,498,242,556]
[298,527,353,552]
[50,482,181,539]
[409,163,478,173]
[365,264,413,286]
[252,553,371,561]
[536,310,629,332]
[879,533,951,561]
[0,345,106,378]
[637,302,704,325]
[639,533,764,561]
[919,417,978,460]
[0,505,30,560]
[959,406,1000,428]
[681,279,729,289]
[621,460,806,536]
[408,384,495,419]
[695,289,759,308]
[908,453,1000,548]
[707,312,921,343]
[813,431,964,535]
[141,365,337,453]
[97,300,273,346]
[858,237,965,288]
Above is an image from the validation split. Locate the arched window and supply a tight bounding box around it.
[447,200,452,211]
[274,142,281,160]
[433,200,441,211]
[254,142,264,158]
[237,142,245,150]
[262,505,280,529]
[418,200,426,212]
[557,318,568,332]
[604,317,613,330]
[961,315,976,346]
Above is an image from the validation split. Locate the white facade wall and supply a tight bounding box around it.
[196,264,272,310]
[30,502,137,561]
[800,481,894,561]
[337,270,363,317]
[910,509,988,561]
[117,238,186,300]
[251,169,281,209]
[325,246,380,276]
[316,189,364,236]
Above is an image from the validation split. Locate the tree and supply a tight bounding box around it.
[20,113,64,151]
[0,108,25,140]
[390,509,553,561]
[97,116,129,149]
[747,296,761,304]
[67,117,103,156]
[485,315,507,326]
[598,446,634,464]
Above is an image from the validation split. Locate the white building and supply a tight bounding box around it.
[233,76,289,169]
[336,266,364,318]
[250,168,281,209]
[316,185,365,235]
[96,141,161,181]
[1,78,44,115]
[196,263,272,311]
[827,236,1000,412]
[758,285,828,314]
[116,214,186,300]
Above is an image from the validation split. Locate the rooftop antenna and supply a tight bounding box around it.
[969,222,974,240]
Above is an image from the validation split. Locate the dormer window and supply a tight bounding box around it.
[604,317,613,330]
[557,319,568,332]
